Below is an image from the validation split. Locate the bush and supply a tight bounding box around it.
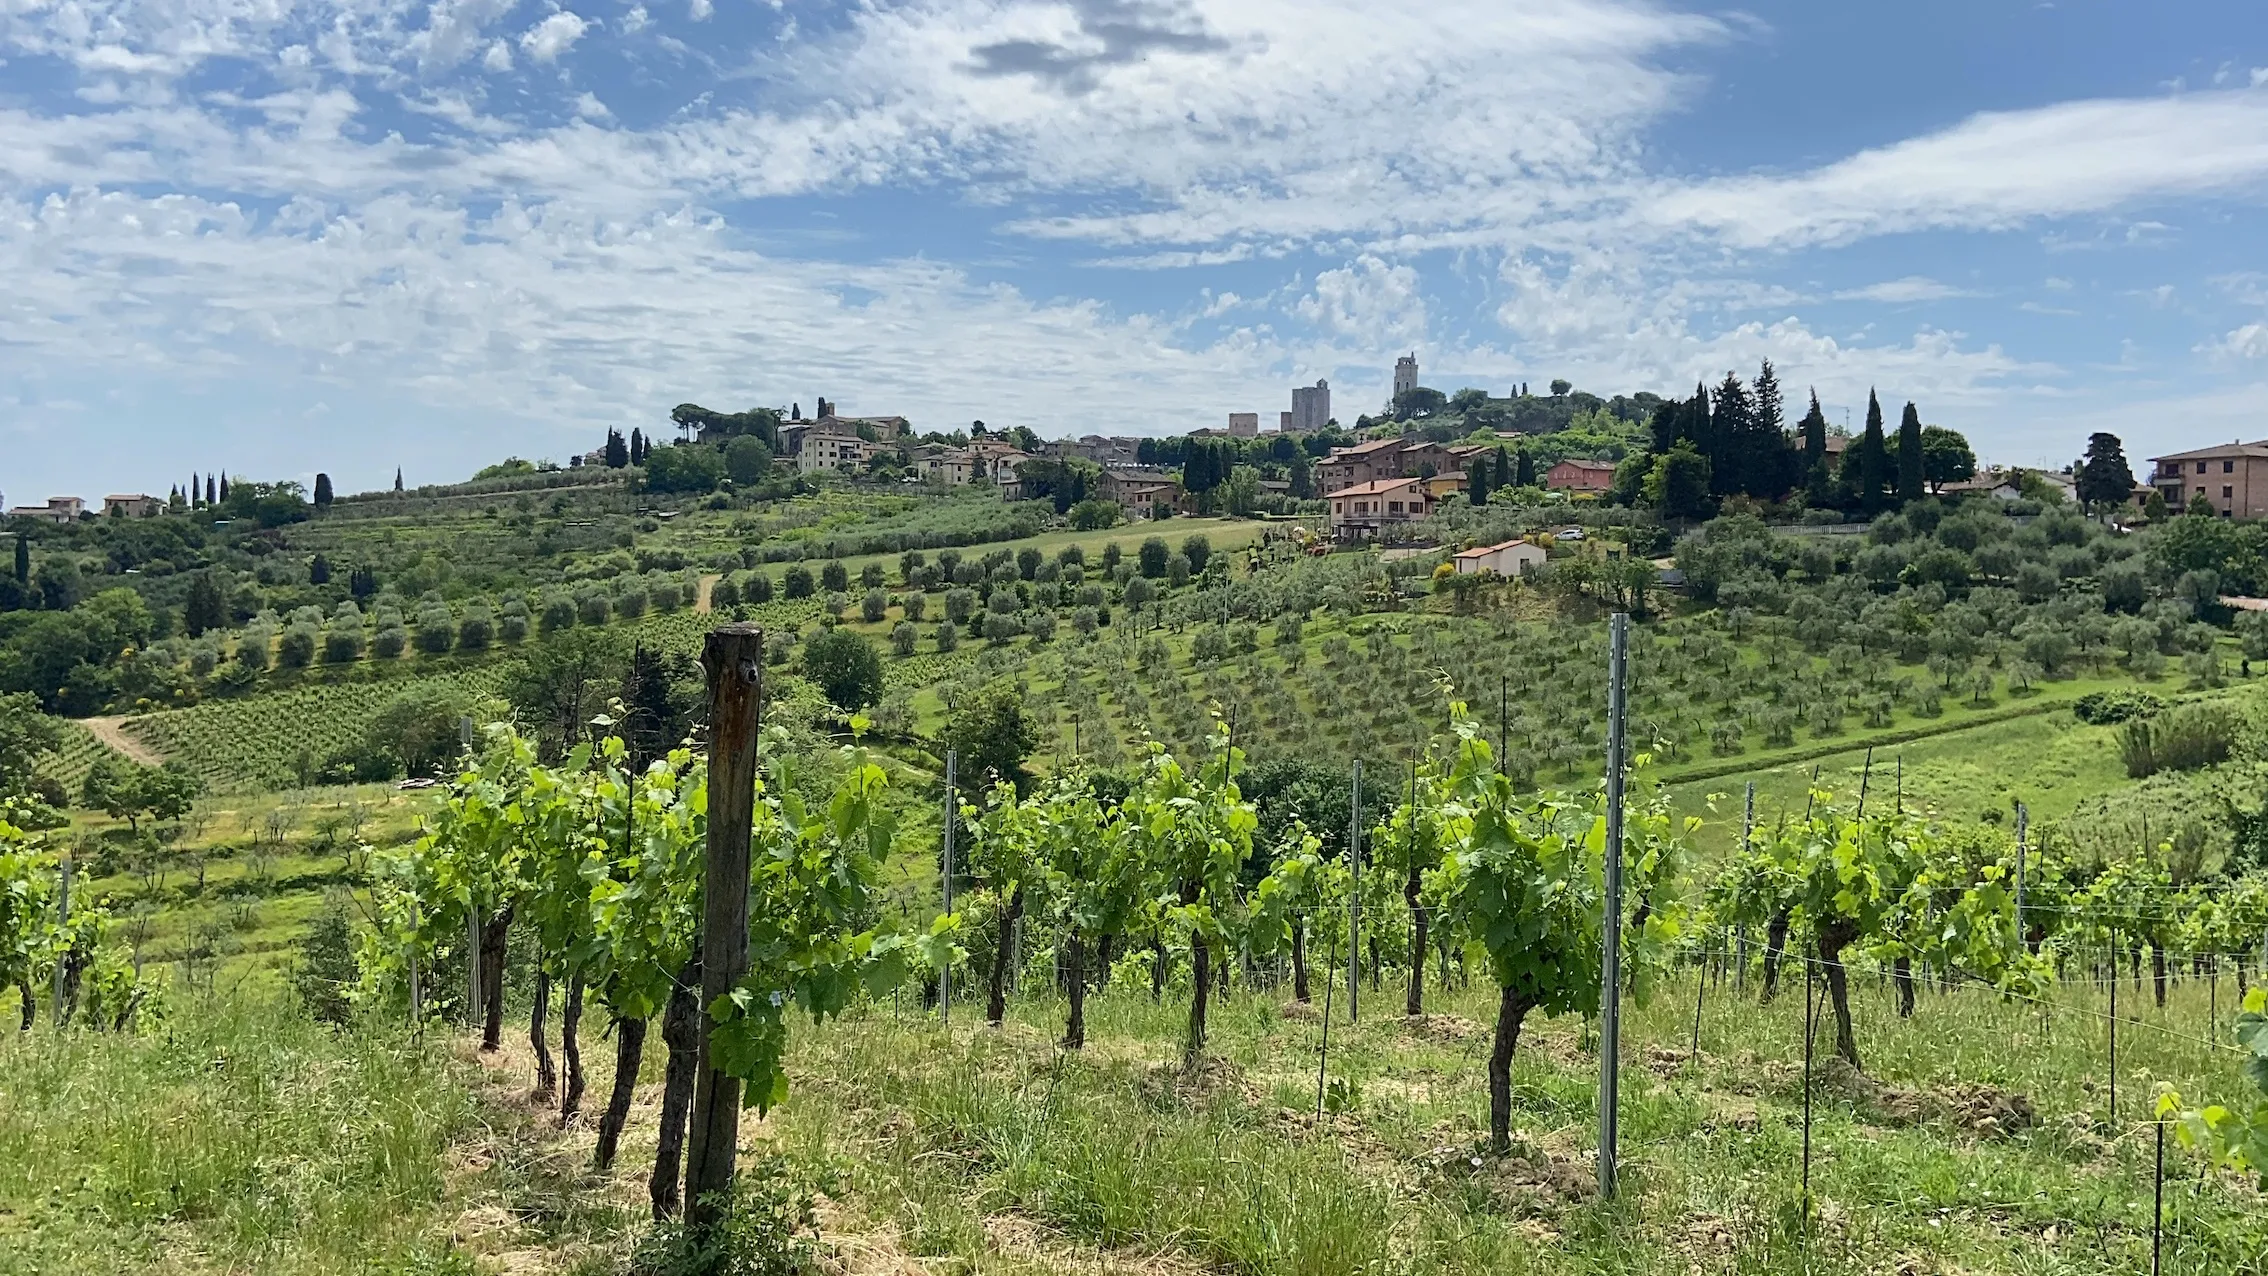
[802,627,883,711]
[649,579,682,613]
[1027,610,1056,642]
[579,593,612,626]
[372,626,408,659]
[2118,704,2236,778]
[861,588,888,623]
[625,1153,820,1276]
[541,596,577,634]
[783,565,815,599]
[277,624,317,668]
[709,574,741,611]
[615,588,648,620]
[321,627,362,664]
[292,895,361,1026]
[935,620,959,652]
[903,592,926,622]
[1069,499,1120,530]
[747,573,775,604]
[458,606,495,652]
[414,610,454,654]
[891,620,918,655]
[2074,689,2165,725]
[983,612,1022,643]
[821,560,849,592]
[498,610,529,644]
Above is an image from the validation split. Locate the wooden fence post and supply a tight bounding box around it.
[685,624,764,1241]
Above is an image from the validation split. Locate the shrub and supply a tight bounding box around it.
[783,565,815,599]
[2074,689,2165,725]
[802,627,883,711]
[614,588,648,620]
[2118,704,2236,778]
[649,579,682,612]
[746,573,775,604]
[891,620,918,656]
[709,574,741,611]
[540,596,577,634]
[321,627,362,664]
[821,560,849,592]
[983,612,1022,643]
[861,588,889,623]
[414,610,454,654]
[579,593,611,626]
[935,620,959,652]
[276,624,317,668]
[1028,610,1056,642]
[903,592,926,623]
[458,606,494,652]
[1069,499,1120,530]
[372,626,408,658]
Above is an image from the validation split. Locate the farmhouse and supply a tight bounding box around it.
[1452,538,1547,576]
[1546,459,1616,495]
[1328,477,1434,541]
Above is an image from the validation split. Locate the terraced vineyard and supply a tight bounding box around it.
[122,667,512,793]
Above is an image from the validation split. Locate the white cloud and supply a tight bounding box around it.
[1648,90,2268,249]
[1832,277,1982,303]
[1293,256,1426,346]
[483,39,514,71]
[621,6,651,34]
[521,12,590,64]
[575,92,612,120]
[2203,323,2268,360]
[690,0,713,19]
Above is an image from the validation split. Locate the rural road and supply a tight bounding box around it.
[80,715,162,765]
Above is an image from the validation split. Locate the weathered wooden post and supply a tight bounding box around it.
[684,623,763,1241]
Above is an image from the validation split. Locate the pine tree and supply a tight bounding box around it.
[1894,402,1925,505]
[313,472,334,508]
[1752,360,1792,499]
[2076,433,2138,512]
[1853,390,1890,514]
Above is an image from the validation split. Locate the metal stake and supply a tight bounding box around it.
[1348,758,1362,1026]
[1599,611,1629,1200]
[943,750,957,1024]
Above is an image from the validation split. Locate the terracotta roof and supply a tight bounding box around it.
[1552,458,1616,471]
[1329,477,1431,497]
[1331,437,1410,458]
[1453,538,1538,560]
[2149,440,2268,463]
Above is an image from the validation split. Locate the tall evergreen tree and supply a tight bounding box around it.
[12,535,28,584]
[1709,371,1752,498]
[1852,390,1890,514]
[218,472,230,502]
[1492,446,1510,489]
[1752,359,1793,500]
[604,429,629,468]
[1515,448,1537,488]
[183,571,227,637]
[630,428,646,464]
[393,468,404,492]
[205,474,217,505]
[1799,390,1827,464]
[1894,402,1925,505]
[2076,432,2137,513]
[1467,458,1490,505]
[313,472,334,508]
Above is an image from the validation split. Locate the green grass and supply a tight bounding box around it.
[10,958,2262,1275]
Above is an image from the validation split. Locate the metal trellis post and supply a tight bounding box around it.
[1599,611,1629,1200]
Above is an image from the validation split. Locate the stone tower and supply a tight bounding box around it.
[1393,354,1418,399]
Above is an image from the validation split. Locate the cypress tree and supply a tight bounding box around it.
[605,429,629,468]
[1709,371,1751,498]
[1468,458,1490,506]
[1854,390,1890,514]
[218,472,230,502]
[1799,390,1827,464]
[313,472,334,508]
[12,535,28,584]
[1515,448,1537,488]
[1493,446,1510,489]
[393,468,404,492]
[205,474,217,505]
[1895,402,1925,505]
[183,571,226,636]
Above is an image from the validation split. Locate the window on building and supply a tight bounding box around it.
[1388,501,1404,514]
[2198,461,2210,474]
[2226,486,2236,499]
[2226,460,2237,473]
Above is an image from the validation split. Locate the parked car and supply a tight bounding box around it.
[1556,527,1585,542]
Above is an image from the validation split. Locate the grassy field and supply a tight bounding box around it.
[6,960,2260,1275]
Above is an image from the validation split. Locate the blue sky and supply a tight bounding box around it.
[3,0,2267,500]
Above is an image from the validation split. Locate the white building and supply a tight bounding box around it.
[1452,538,1547,577]
[1290,379,1330,431]
[797,427,870,474]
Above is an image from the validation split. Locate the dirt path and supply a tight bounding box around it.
[694,572,720,613]
[80,715,162,765]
